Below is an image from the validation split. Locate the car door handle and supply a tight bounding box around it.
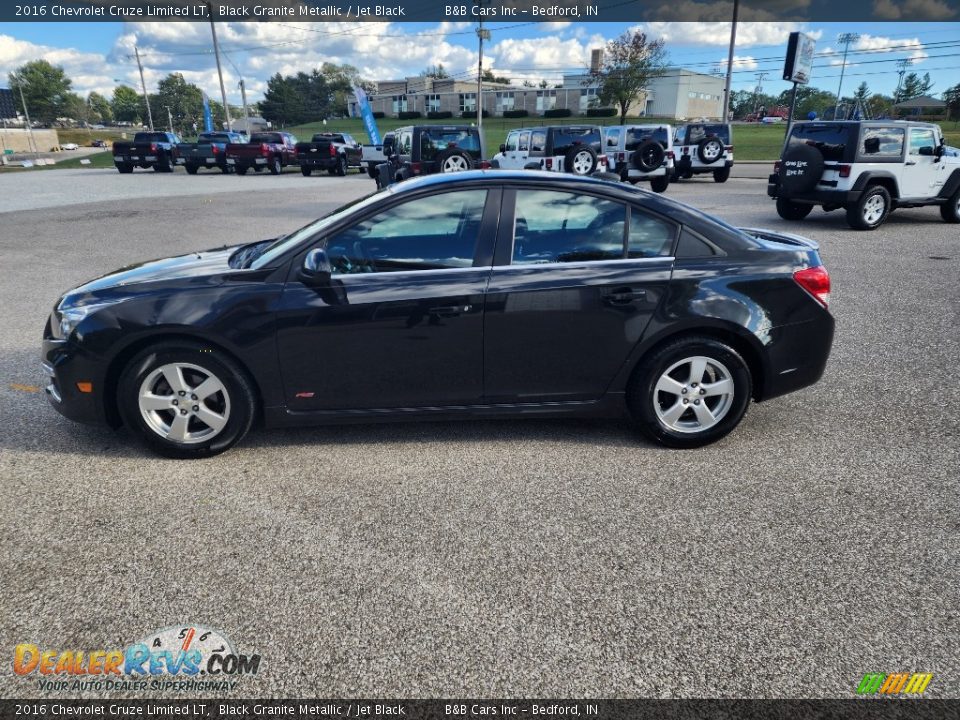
[602,288,646,305]
[905,160,917,165]
[428,304,472,317]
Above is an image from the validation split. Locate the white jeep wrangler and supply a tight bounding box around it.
[492,125,607,175]
[673,122,734,183]
[603,124,674,193]
[768,121,960,230]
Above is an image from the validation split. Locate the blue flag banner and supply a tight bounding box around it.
[353,85,381,146]
[202,92,214,133]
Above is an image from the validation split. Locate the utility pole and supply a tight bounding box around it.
[134,45,154,131]
[166,106,174,133]
[834,32,860,121]
[476,9,490,132]
[222,52,250,123]
[206,2,232,131]
[895,58,910,103]
[722,0,740,122]
[753,72,768,114]
[15,77,39,159]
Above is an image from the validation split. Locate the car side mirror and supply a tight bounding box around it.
[918,145,935,157]
[301,248,332,284]
[499,143,506,153]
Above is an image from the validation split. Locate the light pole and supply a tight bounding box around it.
[722,0,740,122]
[834,33,860,120]
[14,74,39,159]
[165,106,174,133]
[476,10,490,132]
[205,2,232,131]
[133,46,154,130]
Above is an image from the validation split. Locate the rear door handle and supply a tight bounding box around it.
[602,288,646,305]
[428,304,472,317]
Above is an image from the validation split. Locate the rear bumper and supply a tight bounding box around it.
[758,313,835,402]
[767,174,862,204]
[298,157,338,169]
[41,338,108,426]
[676,157,733,174]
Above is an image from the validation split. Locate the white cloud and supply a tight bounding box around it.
[854,34,927,63]
[714,55,758,71]
[873,0,956,19]
[640,21,821,48]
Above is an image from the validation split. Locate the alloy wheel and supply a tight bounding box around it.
[138,362,231,444]
[653,355,734,433]
[863,193,886,225]
[442,155,470,172]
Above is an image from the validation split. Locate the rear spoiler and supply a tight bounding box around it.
[738,227,820,251]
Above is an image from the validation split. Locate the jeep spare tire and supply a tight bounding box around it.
[565,145,598,175]
[778,143,824,195]
[697,136,724,164]
[437,149,472,173]
[633,140,665,172]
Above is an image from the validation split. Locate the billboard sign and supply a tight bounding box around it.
[784,32,816,85]
[0,88,16,120]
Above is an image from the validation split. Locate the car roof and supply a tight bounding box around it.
[795,120,941,129]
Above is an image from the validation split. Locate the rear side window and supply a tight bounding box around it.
[605,127,621,148]
[675,228,720,258]
[513,190,625,264]
[628,210,676,258]
[530,130,547,153]
[625,127,669,150]
[550,127,601,155]
[860,127,904,158]
[786,124,855,162]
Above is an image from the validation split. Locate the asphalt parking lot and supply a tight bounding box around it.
[0,167,957,699]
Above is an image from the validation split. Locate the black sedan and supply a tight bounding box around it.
[42,171,834,458]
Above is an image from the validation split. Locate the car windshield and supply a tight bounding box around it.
[247,191,388,270]
[786,123,855,162]
[625,127,669,149]
[133,132,171,143]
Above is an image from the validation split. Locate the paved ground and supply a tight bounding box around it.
[0,169,957,699]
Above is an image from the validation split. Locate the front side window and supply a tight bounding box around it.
[518,131,531,152]
[860,127,904,158]
[512,190,626,264]
[397,131,412,156]
[505,131,519,152]
[909,128,937,155]
[326,190,488,274]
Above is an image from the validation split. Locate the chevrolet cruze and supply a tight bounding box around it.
[43,171,834,458]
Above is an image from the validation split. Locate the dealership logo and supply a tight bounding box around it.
[856,673,933,695]
[13,625,260,692]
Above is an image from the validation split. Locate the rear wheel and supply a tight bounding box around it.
[235,166,248,175]
[185,164,199,175]
[116,163,133,174]
[627,336,751,448]
[650,175,670,193]
[118,342,256,459]
[846,185,891,230]
[336,154,347,176]
[269,156,282,175]
[301,166,312,177]
[713,166,730,183]
[940,188,960,223]
[776,198,813,221]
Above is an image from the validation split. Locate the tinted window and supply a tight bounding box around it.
[250,133,284,144]
[625,127,669,150]
[519,131,531,152]
[908,128,936,155]
[674,229,718,258]
[397,131,412,155]
[421,128,481,157]
[326,190,487,274]
[786,123,855,162]
[628,210,676,258]
[550,127,601,155]
[860,127,904,158]
[513,190,626,264]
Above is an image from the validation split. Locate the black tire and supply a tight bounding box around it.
[632,140,665,172]
[117,342,256,459]
[713,166,731,183]
[269,156,282,175]
[367,164,377,179]
[776,198,813,221]
[696,136,724,164]
[116,163,133,174]
[627,336,752,449]
[220,165,231,174]
[682,170,693,179]
[185,164,199,175]
[565,145,598,175]
[436,149,472,173]
[336,154,347,177]
[650,175,670,193]
[940,188,960,223]
[845,185,891,230]
[235,166,248,176]
[301,166,312,177]
[254,165,264,173]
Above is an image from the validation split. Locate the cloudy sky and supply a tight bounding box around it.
[1,20,957,103]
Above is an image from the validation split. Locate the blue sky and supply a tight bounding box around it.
[2,20,958,103]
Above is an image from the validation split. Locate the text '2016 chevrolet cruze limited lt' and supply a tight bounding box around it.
[43,171,834,458]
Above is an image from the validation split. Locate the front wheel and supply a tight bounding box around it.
[940,188,960,223]
[627,336,751,448]
[846,185,890,230]
[117,343,256,459]
[650,175,670,193]
[776,198,813,221]
[235,166,248,175]
[336,155,347,176]
[185,164,198,175]
[301,166,312,177]
[116,163,133,174]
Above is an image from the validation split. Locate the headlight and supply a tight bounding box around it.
[54,302,116,340]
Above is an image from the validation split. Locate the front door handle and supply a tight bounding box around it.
[905,160,917,166]
[603,288,646,305]
[428,304,472,317]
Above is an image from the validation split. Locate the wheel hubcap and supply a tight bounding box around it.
[443,156,469,172]
[138,362,231,445]
[863,194,886,223]
[704,142,721,159]
[653,356,734,433]
[572,151,592,174]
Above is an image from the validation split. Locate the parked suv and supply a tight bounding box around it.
[492,125,607,175]
[604,124,674,192]
[378,125,482,186]
[673,122,733,182]
[768,121,960,230]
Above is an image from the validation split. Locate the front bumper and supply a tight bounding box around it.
[41,337,108,425]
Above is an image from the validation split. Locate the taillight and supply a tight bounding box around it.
[211,145,219,154]
[682,147,689,156]
[261,143,269,155]
[598,155,607,167]
[329,144,336,157]
[793,265,831,308]
[838,164,851,178]
[479,160,491,169]
[411,162,421,174]
[150,143,157,153]
[666,151,675,160]
[545,158,553,170]
[725,145,734,152]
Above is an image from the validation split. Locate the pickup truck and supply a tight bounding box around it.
[174,131,247,174]
[360,132,395,178]
[225,132,299,175]
[112,132,182,173]
[295,133,363,176]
